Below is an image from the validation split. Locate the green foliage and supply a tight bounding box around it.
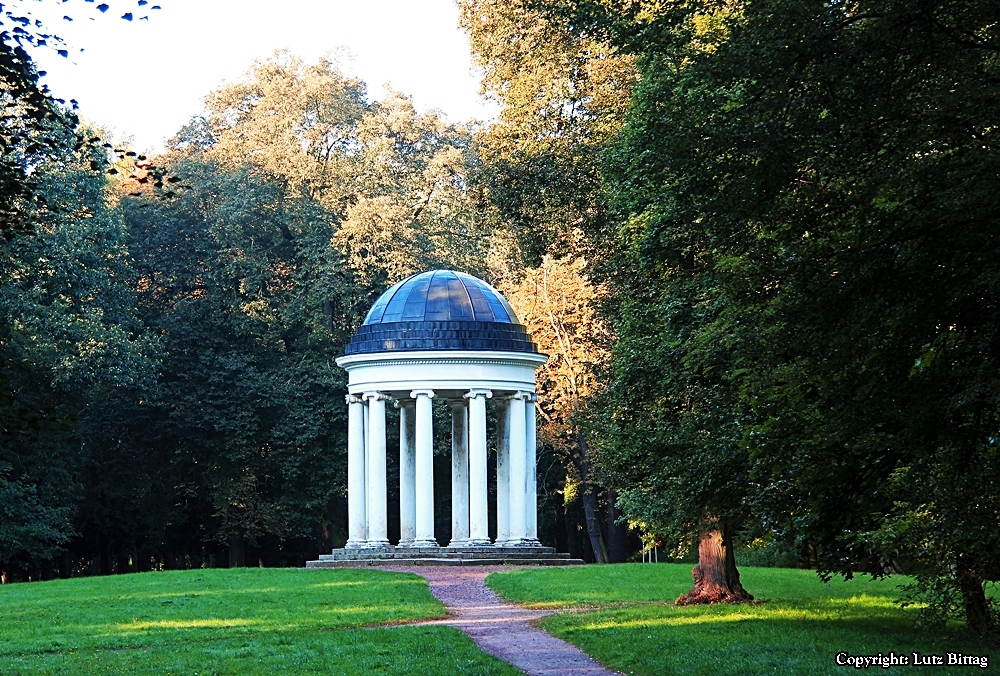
[0,462,72,564]
[899,576,1000,633]
[570,0,1000,632]
[0,568,520,675]
[733,537,799,570]
[490,564,995,675]
[1,4,167,239]
[0,119,157,572]
[0,34,76,239]
[461,0,635,267]
[117,154,354,560]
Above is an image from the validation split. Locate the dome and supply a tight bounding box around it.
[344,270,538,355]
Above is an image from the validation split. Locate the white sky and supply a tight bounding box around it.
[23,0,498,153]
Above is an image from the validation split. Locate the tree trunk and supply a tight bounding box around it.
[957,558,996,636]
[60,551,73,579]
[676,517,753,605]
[605,487,628,563]
[229,535,246,568]
[576,429,608,563]
[116,546,130,574]
[553,482,569,554]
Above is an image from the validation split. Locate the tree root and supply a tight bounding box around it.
[675,564,755,605]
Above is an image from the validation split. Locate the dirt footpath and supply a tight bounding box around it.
[384,566,621,676]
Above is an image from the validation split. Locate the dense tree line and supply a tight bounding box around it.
[1,42,625,581]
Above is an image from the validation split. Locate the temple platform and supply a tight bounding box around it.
[306,545,584,567]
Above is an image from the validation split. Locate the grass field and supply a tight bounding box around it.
[488,563,997,676]
[0,567,519,676]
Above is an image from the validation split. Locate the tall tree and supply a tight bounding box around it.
[573,0,1000,628]
[1,2,169,579]
[461,0,636,560]
[461,0,634,265]
[0,124,157,578]
[504,256,619,561]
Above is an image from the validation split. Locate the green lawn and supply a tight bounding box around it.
[0,567,520,676]
[487,563,996,676]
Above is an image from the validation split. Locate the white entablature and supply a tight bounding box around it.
[338,350,547,398]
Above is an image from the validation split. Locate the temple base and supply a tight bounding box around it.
[306,545,582,568]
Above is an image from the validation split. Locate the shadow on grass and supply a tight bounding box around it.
[539,596,994,676]
[0,568,521,676]
[488,564,996,676]
[5,626,522,676]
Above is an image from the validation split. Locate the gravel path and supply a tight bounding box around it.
[382,565,621,676]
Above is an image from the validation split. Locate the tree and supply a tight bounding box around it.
[0,124,158,578]
[202,51,489,288]
[120,154,354,567]
[112,52,493,567]
[461,0,635,265]
[1,1,165,238]
[0,2,169,579]
[571,0,1000,628]
[504,256,622,562]
[461,0,637,560]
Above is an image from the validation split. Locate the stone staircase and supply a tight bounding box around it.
[306,545,583,568]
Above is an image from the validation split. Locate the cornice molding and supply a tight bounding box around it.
[336,350,548,370]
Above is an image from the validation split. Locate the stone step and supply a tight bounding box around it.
[306,557,584,568]
[318,547,561,561]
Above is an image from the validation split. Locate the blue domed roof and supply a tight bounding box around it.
[363,270,519,325]
[345,270,538,355]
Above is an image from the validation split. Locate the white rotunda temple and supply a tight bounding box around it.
[308,270,581,566]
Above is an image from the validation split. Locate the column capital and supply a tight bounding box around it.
[464,388,493,400]
[394,398,415,409]
[363,391,392,402]
[500,390,533,401]
[410,389,436,399]
[346,394,364,405]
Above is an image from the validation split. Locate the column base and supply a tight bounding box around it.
[344,538,369,549]
[412,538,439,548]
[365,538,391,548]
[502,538,540,547]
[396,538,416,548]
[466,537,492,546]
[447,538,469,548]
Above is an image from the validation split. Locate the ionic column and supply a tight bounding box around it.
[495,397,510,546]
[506,391,528,546]
[361,394,371,532]
[525,393,541,546]
[411,389,438,548]
[364,391,391,548]
[361,395,371,468]
[397,400,416,547]
[465,388,492,546]
[449,400,470,547]
[345,394,367,548]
